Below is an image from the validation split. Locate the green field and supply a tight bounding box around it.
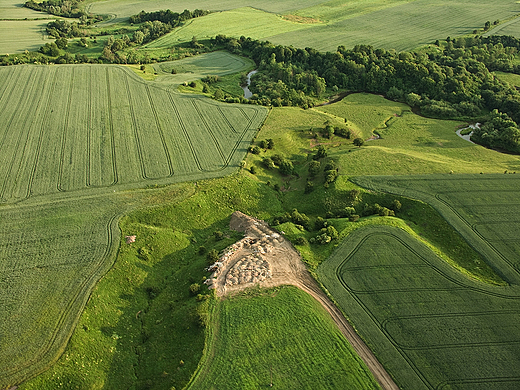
[0,194,131,388]
[319,223,520,389]
[353,174,520,284]
[0,64,266,202]
[314,93,520,175]
[85,0,326,25]
[188,286,380,390]
[146,7,313,48]
[270,0,520,51]
[484,17,520,38]
[0,0,56,53]
[124,0,520,52]
[494,71,520,88]
[149,50,253,86]
[0,61,267,388]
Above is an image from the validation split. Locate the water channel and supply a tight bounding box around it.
[242,70,258,99]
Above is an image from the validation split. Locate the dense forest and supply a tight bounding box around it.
[211,35,520,153]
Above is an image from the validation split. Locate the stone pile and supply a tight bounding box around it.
[225,254,271,286]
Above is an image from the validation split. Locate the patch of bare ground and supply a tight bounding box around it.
[205,211,399,390]
[282,14,322,24]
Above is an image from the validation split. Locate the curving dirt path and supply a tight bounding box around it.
[210,211,399,390]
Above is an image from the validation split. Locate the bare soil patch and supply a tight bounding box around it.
[205,211,399,390]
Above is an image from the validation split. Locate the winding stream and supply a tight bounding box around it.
[242,70,257,99]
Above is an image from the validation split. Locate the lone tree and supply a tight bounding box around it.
[353,137,364,147]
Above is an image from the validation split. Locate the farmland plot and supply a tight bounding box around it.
[354,174,520,284]
[0,64,267,203]
[319,175,520,389]
[319,225,520,390]
[0,195,127,388]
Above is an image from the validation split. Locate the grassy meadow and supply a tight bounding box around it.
[188,286,381,390]
[314,94,520,175]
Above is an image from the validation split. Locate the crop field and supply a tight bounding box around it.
[127,0,520,52]
[268,0,520,51]
[86,0,326,25]
[149,51,253,85]
[188,286,380,390]
[0,64,266,203]
[0,0,55,53]
[354,174,520,284]
[0,194,129,388]
[0,20,53,54]
[318,224,520,390]
[484,17,520,38]
[314,94,520,176]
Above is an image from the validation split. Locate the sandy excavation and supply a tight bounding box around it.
[204,211,303,296]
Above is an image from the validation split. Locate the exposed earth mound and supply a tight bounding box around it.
[205,211,310,296]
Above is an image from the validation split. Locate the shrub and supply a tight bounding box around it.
[198,246,206,255]
[324,169,338,184]
[308,160,321,177]
[206,249,219,264]
[138,247,151,261]
[314,145,327,159]
[213,230,224,240]
[315,217,328,230]
[250,166,257,174]
[344,207,356,217]
[271,154,284,166]
[251,146,261,155]
[392,199,402,211]
[262,157,275,169]
[304,181,314,194]
[214,89,224,99]
[294,236,308,246]
[279,160,294,175]
[335,127,351,138]
[189,283,201,295]
[322,125,334,138]
[189,81,196,88]
[353,138,364,147]
[349,214,360,222]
